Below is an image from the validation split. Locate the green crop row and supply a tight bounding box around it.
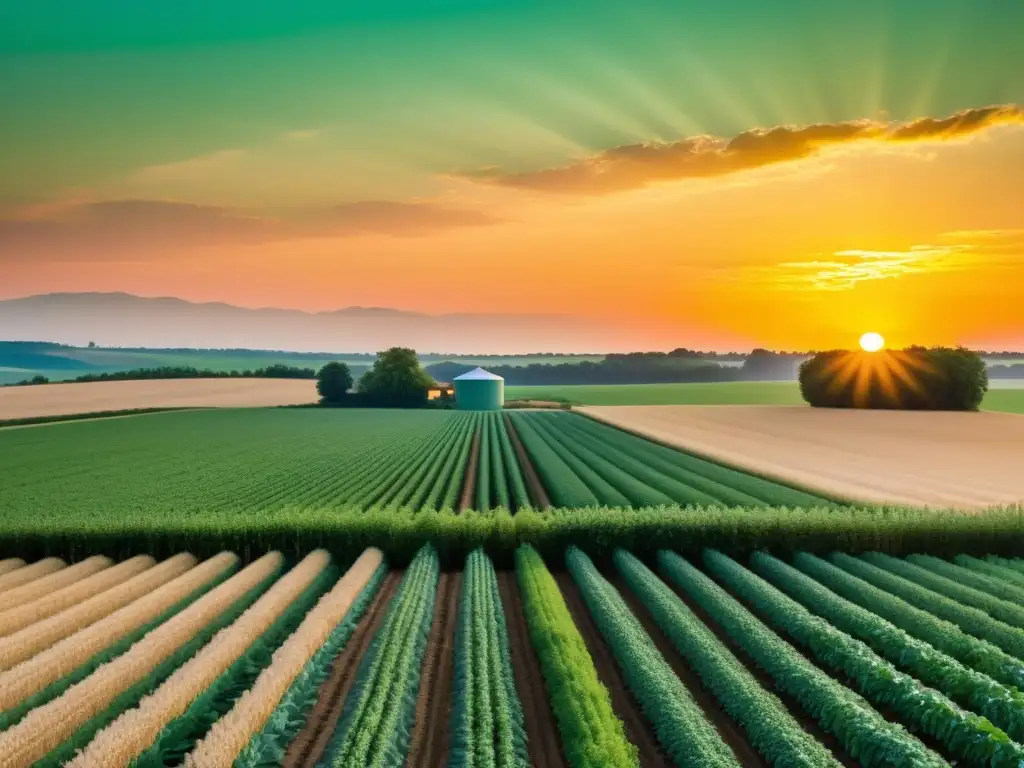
[237,560,389,767]
[513,411,833,508]
[907,554,1024,611]
[322,544,439,768]
[11,503,1024,568]
[864,552,1024,630]
[566,547,739,767]
[830,553,1024,670]
[753,552,1024,746]
[791,553,1024,693]
[656,550,945,768]
[955,555,1024,591]
[449,548,528,768]
[613,549,840,768]
[469,413,531,512]
[515,545,638,768]
[705,549,1024,766]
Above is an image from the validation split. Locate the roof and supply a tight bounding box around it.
[453,366,504,382]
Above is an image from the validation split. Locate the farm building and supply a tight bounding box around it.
[453,367,504,410]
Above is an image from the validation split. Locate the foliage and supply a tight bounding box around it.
[657,550,944,768]
[792,553,1024,691]
[68,364,317,383]
[799,346,988,410]
[704,549,1024,766]
[515,545,638,768]
[567,547,740,766]
[753,551,1024,745]
[316,362,354,403]
[358,347,435,407]
[614,549,840,767]
[321,545,438,768]
[449,548,528,768]
[829,553,1024,668]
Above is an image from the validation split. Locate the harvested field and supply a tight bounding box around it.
[0,378,316,421]
[582,405,1024,509]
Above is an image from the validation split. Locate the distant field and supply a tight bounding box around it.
[506,381,807,405]
[583,405,1024,509]
[0,378,317,421]
[508,381,1024,413]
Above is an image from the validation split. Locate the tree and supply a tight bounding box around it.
[87,341,96,348]
[358,347,434,407]
[317,362,354,403]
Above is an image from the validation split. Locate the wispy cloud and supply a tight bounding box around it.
[132,149,247,183]
[467,104,1024,196]
[284,129,322,141]
[0,199,500,262]
[754,230,1024,291]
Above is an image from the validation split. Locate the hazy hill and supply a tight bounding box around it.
[0,293,626,354]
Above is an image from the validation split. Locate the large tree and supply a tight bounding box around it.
[358,347,434,407]
[316,362,354,403]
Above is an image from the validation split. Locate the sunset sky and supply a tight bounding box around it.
[2,0,1023,351]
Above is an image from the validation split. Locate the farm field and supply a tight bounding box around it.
[506,380,1024,412]
[5,545,1024,766]
[0,379,318,422]
[583,405,1024,509]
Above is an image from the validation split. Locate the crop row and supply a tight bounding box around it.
[469,413,533,512]
[508,411,832,508]
[8,548,1024,765]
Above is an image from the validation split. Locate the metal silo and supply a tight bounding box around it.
[453,367,504,411]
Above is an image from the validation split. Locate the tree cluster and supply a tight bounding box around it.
[317,347,436,408]
[799,347,988,410]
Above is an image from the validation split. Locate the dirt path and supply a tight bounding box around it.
[283,571,402,768]
[553,572,668,767]
[582,405,1024,509]
[497,572,567,768]
[405,571,461,768]
[503,414,551,509]
[606,572,766,766]
[458,429,481,511]
[659,564,860,767]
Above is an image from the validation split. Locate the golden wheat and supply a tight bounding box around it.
[0,555,112,615]
[0,551,239,712]
[0,552,280,768]
[66,550,331,768]
[0,555,154,638]
[0,558,65,594]
[185,548,384,767]
[0,558,25,577]
[0,553,195,672]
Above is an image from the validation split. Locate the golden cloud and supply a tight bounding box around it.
[469,104,1023,195]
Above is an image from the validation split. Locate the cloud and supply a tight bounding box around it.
[132,149,247,183]
[284,129,321,141]
[759,230,1024,291]
[469,104,1024,195]
[0,199,499,261]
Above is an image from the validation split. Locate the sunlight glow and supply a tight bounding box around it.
[859,331,885,352]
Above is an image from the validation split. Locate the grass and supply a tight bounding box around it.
[504,381,1024,413]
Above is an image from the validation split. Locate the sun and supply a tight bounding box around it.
[859,331,885,352]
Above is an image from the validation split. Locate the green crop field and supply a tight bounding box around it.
[5,406,1024,767]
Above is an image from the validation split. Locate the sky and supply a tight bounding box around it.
[1,0,1023,351]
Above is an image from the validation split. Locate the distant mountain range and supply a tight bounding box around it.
[0,293,628,354]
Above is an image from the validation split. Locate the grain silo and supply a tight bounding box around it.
[453,367,504,411]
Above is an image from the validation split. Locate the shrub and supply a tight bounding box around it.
[316,362,354,404]
[798,346,987,410]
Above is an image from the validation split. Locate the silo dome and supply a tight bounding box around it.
[453,367,504,411]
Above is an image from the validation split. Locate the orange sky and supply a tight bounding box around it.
[4,118,1023,351]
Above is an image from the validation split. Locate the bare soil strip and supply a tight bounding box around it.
[405,571,461,768]
[283,571,402,768]
[660,565,860,767]
[553,572,667,768]
[503,414,551,509]
[0,378,317,421]
[582,405,1024,509]
[458,428,482,511]
[497,572,567,768]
